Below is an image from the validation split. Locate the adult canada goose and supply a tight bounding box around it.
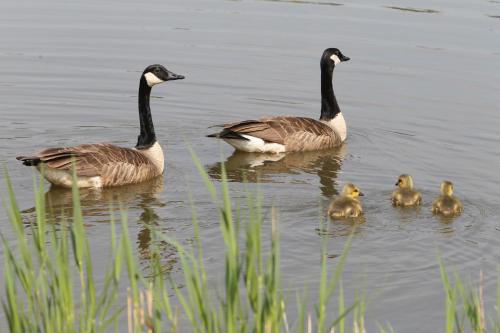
[391,174,422,207]
[207,48,350,153]
[432,181,463,217]
[328,183,364,219]
[16,64,184,188]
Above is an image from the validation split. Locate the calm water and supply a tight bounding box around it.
[1,0,500,331]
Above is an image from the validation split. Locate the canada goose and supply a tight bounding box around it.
[16,64,184,188]
[432,181,463,217]
[207,48,350,153]
[328,183,364,219]
[391,174,422,207]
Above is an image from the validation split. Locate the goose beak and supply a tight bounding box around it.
[167,71,185,81]
[340,55,350,62]
[359,192,364,196]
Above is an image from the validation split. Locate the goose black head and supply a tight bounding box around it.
[321,48,350,67]
[143,64,185,87]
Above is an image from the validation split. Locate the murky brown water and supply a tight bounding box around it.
[1,0,500,331]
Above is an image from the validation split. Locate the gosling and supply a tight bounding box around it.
[432,181,463,217]
[328,183,364,219]
[391,174,422,207]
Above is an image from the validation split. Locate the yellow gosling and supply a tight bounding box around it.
[391,174,422,207]
[432,181,463,217]
[328,183,364,219]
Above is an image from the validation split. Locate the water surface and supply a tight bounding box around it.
[1,0,500,331]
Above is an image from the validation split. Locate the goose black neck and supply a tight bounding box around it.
[136,77,156,149]
[320,63,341,121]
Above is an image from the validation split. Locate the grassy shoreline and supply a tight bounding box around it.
[1,156,499,332]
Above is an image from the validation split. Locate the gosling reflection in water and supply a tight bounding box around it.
[206,145,347,197]
[316,217,365,238]
[22,176,176,272]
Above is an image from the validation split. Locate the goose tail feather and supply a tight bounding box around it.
[16,156,41,166]
[207,129,249,141]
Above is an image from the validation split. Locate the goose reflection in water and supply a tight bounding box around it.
[21,176,176,272]
[206,145,347,197]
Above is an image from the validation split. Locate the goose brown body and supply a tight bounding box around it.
[217,116,343,152]
[17,143,163,187]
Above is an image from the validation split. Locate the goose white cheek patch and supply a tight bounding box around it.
[330,54,341,65]
[144,72,164,87]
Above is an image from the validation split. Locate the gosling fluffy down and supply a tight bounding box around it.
[328,184,364,219]
[432,181,463,217]
[391,174,422,207]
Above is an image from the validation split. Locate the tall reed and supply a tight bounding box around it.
[439,261,500,333]
[1,154,360,333]
[4,159,500,332]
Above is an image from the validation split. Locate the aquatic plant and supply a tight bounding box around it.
[1,154,358,333]
[3,156,499,332]
[439,262,500,333]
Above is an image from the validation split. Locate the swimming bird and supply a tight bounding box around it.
[328,183,364,219]
[432,181,463,217]
[16,64,184,188]
[207,48,350,153]
[391,174,422,207]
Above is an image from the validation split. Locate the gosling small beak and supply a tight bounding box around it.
[340,55,350,62]
[167,71,185,81]
[395,182,399,186]
[359,192,364,196]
